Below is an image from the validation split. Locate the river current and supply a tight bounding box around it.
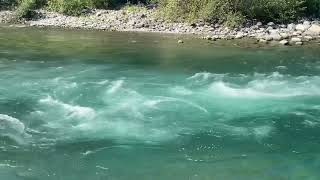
[1,26,320,180]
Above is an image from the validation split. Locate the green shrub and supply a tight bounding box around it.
[5,0,320,23]
[158,0,309,26]
[0,0,18,10]
[306,0,320,17]
[47,0,94,16]
[246,0,306,22]
[123,4,147,13]
[16,0,37,18]
[46,0,135,15]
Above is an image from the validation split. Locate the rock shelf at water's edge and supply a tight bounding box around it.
[1,9,320,46]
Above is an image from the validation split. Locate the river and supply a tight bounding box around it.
[1,26,320,180]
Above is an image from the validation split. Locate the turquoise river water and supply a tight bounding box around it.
[1,26,320,180]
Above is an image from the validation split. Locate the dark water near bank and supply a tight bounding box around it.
[1,26,320,180]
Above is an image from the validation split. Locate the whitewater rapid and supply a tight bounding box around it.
[1,66,320,146]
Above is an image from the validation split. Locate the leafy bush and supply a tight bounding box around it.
[244,0,306,22]
[158,0,309,27]
[47,0,94,16]
[16,0,37,18]
[46,0,147,15]
[0,0,18,10]
[4,0,320,24]
[306,0,320,17]
[123,4,147,12]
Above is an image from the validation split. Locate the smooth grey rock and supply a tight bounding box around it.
[303,36,313,41]
[304,24,320,35]
[295,23,310,32]
[295,42,303,45]
[178,40,184,43]
[235,32,244,39]
[291,37,302,42]
[96,12,102,17]
[264,35,273,41]
[287,23,296,31]
[280,24,287,28]
[266,26,274,31]
[279,40,289,45]
[303,21,311,26]
[293,31,302,36]
[259,39,267,43]
[269,32,282,41]
[267,22,275,26]
[280,33,289,39]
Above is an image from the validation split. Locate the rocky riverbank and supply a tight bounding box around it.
[1,8,320,45]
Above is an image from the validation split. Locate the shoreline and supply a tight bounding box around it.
[1,9,320,46]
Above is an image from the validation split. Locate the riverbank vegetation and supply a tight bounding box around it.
[1,0,319,26]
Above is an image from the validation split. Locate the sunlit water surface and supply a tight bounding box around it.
[1,26,320,180]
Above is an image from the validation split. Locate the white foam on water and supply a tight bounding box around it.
[0,114,30,144]
[252,126,273,139]
[142,96,209,114]
[214,123,274,140]
[107,80,124,94]
[188,72,226,83]
[39,96,96,120]
[159,96,209,114]
[188,72,213,81]
[302,120,319,127]
[16,71,319,146]
[169,86,193,96]
[96,79,109,85]
[203,72,320,98]
[96,166,109,170]
[275,66,288,70]
[0,163,19,168]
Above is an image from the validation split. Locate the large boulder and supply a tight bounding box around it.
[280,33,289,39]
[267,31,282,41]
[304,24,320,36]
[295,23,310,32]
[287,23,296,31]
